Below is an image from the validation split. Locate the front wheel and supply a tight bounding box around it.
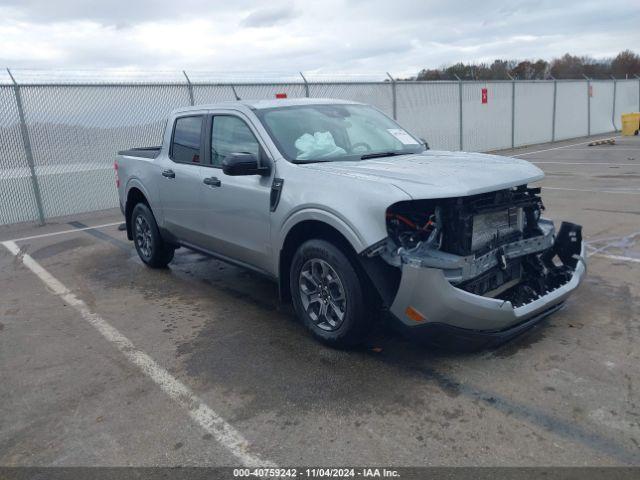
[290,239,373,348]
[132,203,174,268]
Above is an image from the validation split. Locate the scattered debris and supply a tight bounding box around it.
[588,138,616,146]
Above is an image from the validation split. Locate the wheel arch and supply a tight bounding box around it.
[278,217,370,303]
[124,184,151,241]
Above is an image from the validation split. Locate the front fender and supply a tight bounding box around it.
[277,207,367,253]
[272,207,372,278]
[268,159,413,279]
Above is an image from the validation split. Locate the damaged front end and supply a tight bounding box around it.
[362,185,586,343]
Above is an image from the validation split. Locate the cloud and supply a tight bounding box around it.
[0,0,257,23]
[241,6,298,28]
[0,0,637,77]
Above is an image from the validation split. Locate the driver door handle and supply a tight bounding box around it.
[203,176,222,187]
[161,169,175,179]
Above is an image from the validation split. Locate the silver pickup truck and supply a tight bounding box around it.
[115,98,586,348]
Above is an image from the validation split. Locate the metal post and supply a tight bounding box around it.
[636,75,640,112]
[611,75,617,132]
[230,85,240,101]
[551,77,558,142]
[584,75,591,136]
[299,72,310,98]
[7,68,45,225]
[386,72,397,120]
[182,70,194,106]
[455,75,463,151]
[508,74,515,148]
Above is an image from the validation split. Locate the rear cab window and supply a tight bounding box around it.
[170,115,204,164]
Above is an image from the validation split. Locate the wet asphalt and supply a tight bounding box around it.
[1,134,639,466]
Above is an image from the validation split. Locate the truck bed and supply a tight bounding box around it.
[118,146,161,159]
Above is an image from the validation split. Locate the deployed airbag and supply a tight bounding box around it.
[295,131,346,160]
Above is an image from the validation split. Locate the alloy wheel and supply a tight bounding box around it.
[298,258,347,331]
[134,215,153,259]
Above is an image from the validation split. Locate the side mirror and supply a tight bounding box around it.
[420,138,430,150]
[222,153,270,176]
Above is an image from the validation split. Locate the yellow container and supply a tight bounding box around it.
[621,112,640,136]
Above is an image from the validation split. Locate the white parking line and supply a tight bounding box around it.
[555,148,640,152]
[6,221,122,243]
[1,240,275,468]
[511,137,620,157]
[533,162,638,166]
[542,186,640,195]
[590,253,640,264]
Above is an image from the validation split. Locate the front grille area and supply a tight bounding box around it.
[440,186,543,257]
[471,208,524,254]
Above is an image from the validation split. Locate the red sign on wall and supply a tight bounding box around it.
[481,88,488,104]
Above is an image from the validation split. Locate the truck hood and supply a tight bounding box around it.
[298,151,544,199]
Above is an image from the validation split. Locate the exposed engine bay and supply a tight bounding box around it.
[378,185,583,308]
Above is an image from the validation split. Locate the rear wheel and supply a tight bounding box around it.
[132,203,174,268]
[290,239,372,347]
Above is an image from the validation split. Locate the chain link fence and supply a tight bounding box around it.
[1,70,639,226]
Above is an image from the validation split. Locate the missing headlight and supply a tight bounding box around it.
[386,200,442,251]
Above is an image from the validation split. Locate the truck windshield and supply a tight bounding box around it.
[255,104,426,163]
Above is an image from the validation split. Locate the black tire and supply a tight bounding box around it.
[290,239,373,348]
[131,203,174,268]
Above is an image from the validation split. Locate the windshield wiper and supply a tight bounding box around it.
[360,151,407,160]
[291,158,339,164]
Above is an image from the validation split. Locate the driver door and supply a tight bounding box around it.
[199,113,273,273]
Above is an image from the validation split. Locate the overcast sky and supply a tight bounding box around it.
[0,0,638,77]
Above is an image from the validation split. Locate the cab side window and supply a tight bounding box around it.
[171,116,203,164]
[211,116,260,167]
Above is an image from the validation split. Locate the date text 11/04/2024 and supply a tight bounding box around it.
[232,467,400,477]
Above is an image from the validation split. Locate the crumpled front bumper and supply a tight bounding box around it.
[389,242,586,333]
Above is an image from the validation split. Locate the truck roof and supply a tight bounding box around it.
[171,98,361,115]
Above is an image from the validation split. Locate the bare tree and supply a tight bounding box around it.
[408,50,637,81]
[611,50,640,77]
